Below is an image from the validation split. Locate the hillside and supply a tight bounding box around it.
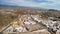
[0,7,60,34]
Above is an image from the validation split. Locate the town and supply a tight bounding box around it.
[2,14,60,34]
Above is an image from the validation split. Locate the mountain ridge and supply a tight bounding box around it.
[0,5,59,11]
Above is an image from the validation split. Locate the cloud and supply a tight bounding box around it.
[0,0,60,10]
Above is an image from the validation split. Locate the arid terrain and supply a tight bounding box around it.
[0,7,60,34]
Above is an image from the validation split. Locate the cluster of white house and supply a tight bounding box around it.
[4,15,60,34]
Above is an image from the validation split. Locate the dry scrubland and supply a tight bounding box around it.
[0,9,60,34]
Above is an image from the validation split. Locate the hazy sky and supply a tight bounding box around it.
[0,0,60,10]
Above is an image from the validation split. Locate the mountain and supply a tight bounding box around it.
[0,5,47,11]
[0,5,60,12]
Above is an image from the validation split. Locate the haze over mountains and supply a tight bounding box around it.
[0,5,59,11]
